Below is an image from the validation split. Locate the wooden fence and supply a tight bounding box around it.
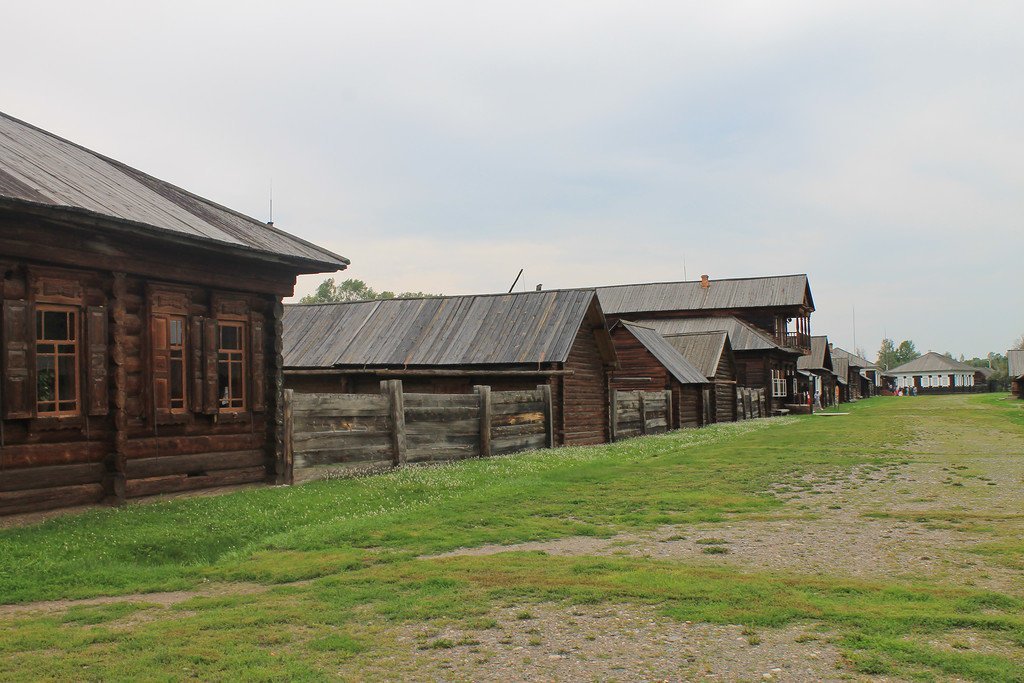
[735,387,767,420]
[610,389,672,441]
[283,380,553,481]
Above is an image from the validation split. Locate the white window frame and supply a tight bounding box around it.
[771,369,788,398]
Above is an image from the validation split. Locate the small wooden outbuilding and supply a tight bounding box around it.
[283,289,617,446]
[608,321,709,429]
[0,112,347,514]
[630,316,801,416]
[661,330,739,423]
[1009,350,1024,399]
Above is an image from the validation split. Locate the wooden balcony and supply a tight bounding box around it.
[785,331,811,352]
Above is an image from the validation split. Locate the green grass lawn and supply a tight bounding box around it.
[2,394,1023,681]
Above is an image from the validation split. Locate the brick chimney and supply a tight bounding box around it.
[700,274,710,289]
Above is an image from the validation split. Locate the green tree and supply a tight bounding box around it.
[876,338,897,370]
[876,338,920,370]
[894,340,920,366]
[299,278,439,304]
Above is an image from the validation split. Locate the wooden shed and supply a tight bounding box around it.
[796,335,836,407]
[661,330,739,423]
[0,112,347,515]
[630,316,801,416]
[283,289,617,446]
[1009,350,1024,399]
[608,321,709,429]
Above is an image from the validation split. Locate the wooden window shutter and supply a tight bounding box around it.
[150,315,170,414]
[86,305,109,416]
[250,312,266,412]
[2,300,33,419]
[203,317,219,414]
[190,316,205,413]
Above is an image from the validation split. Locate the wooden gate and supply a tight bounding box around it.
[610,389,673,441]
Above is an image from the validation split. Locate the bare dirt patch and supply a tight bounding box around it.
[0,581,268,618]
[343,603,864,682]
[432,411,1024,596]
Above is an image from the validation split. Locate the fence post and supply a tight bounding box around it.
[609,388,618,442]
[539,383,554,448]
[475,385,492,458]
[638,391,647,435]
[282,388,294,485]
[663,389,673,431]
[381,379,407,466]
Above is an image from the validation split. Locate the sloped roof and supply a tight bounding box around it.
[831,346,877,370]
[284,289,610,368]
[833,355,849,384]
[798,335,834,372]
[633,316,793,353]
[0,111,347,271]
[661,331,730,380]
[1009,350,1024,379]
[596,274,813,315]
[886,352,979,375]
[618,322,707,385]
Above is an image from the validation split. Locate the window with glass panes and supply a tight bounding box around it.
[217,321,246,411]
[36,306,79,416]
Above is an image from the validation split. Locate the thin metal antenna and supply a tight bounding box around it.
[683,253,688,281]
[507,268,523,293]
[269,178,273,224]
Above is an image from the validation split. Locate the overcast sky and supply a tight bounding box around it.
[5,1,1023,357]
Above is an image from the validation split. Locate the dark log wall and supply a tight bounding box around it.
[0,216,295,515]
[559,324,610,445]
[677,384,702,428]
[711,351,737,423]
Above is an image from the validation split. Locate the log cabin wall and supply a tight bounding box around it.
[713,352,737,423]
[0,217,296,515]
[559,323,610,446]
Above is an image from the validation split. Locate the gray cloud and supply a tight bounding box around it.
[5,1,1022,356]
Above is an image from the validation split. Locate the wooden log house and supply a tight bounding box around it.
[661,330,739,423]
[1009,350,1024,399]
[796,335,836,407]
[283,289,617,446]
[625,316,801,415]
[831,346,881,399]
[594,274,813,414]
[0,112,347,514]
[608,321,709,429]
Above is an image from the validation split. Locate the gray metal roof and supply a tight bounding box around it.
[284,289,606,368]
[596,274,813,315]
[830,346,877,370]
[618,321,708,385]
[797,335,833,372]
[1009,350,1024,379]
[0,111,347,270]
[632,316,789,353]
[885,351,979,375]
[832,355,849,384]
[661,331,730,380]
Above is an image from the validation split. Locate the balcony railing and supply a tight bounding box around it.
[784,331,811,351]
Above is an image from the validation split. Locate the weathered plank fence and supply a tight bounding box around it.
[735,387,767,420]
[283,380,553,481]
[610,389,673,441]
